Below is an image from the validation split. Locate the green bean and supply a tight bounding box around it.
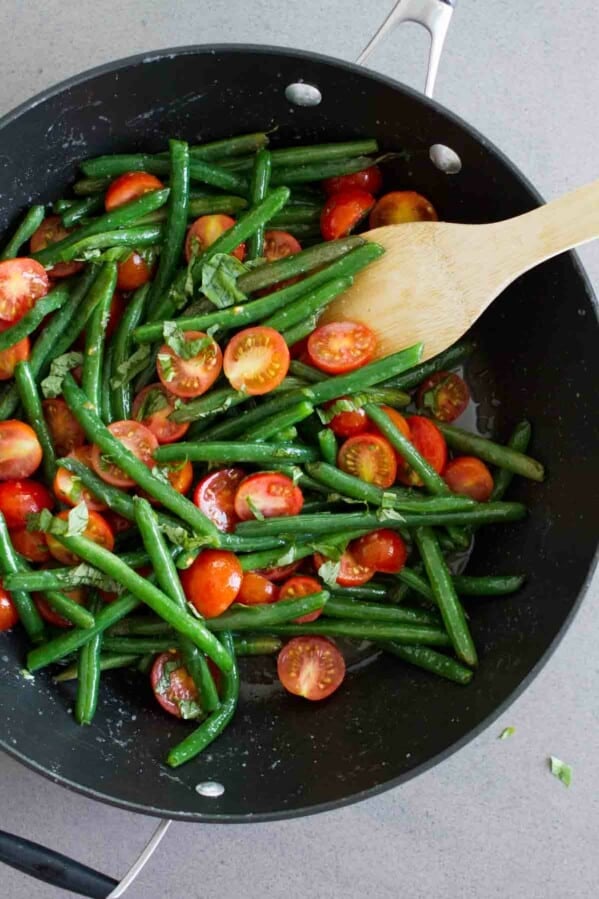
[414,527,477,667]
[246,148,272,260]
[268,621,451,645]
[111,284,149,420]
[81,155,248,194]
[28,592,140,671]
[62,195,104,228]
[3,549,151,593]
[100,343,115,424]
[57,226,162,262]
[231,635,283,655]
[134,497,220,713]
[238,544,314,573]
[436,423,544,482]
[234,502,526,538]
[382,642,474,685]
[262,273,358,332]
[102,636,175,654]
[206,592,328,631]
[268,206,321,227]
[0,513,45,643]
[54,653,140,682]
[490,421,533,500]
[187,132,269,159]
[75,594,103,724]
[61,375,220,540]
[0,205,45,260]
[396,567,434,602]
[0,284,70,352]
[136,196,248,224]
[137,653,154,674]
[280,318,317,346]
[108,616,172,637]
[167,632,238,768]
[269,155,377,185]
[382,340,476,391]
[154,441,318,464]
[54,199,77,213]
[55,455,139,524]
[145,140,190,316]
[289,360,326,383]
[323,596,439,626]
[305,462,475,512]
[73,176,112,195]
[41,589,95,629]
[48,268,117,364]
[452,574,525,596]
[14,361,57,483]
[243,401,315,441]
[237,236,364,294]
[81,261,118,414]
[31,189,169,267]
[272,222,321,241]
[318,429,338,466]
[323,387,411,413]
[169,385,249,427]
[51,528,233,672]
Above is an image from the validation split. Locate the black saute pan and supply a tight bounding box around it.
[1,1,598,895]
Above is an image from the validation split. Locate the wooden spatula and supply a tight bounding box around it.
[320,179,599,361]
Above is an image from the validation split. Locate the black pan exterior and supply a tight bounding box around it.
[0,46,597,822]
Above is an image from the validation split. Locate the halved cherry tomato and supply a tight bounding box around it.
[34,587,86,628]
[180,549,243,618]
[103,510,133,535]
[366,405,411,467]
[105,171,164,212]
[157,330,222,400]
[193,467,246,532]
[289,335,309,360]
[234,472,303,522]
[46,510,115,566]
[9,527,50,563]
[337,433,397,489]
[417,370,470,422]
[117,251,154,291]
[322,165,383,197]
[0,421,43,480]
[369,190,438,228]
[351,529,407,573]
[314,549,375,588]
[53,446,107,511]
[143,459,193,503]
[0,334,29,380]
[185,214,245,262]
[132,384,190,445]
[0,478,53,529]
[0,587,19,631]
[0,258,49,324]
[42,397,86,457]
[255,561,302,583]
[264,230,302,261]
[326,398,368,438]
[307,320,376,375]
[444,456,494,502]
[91,420,158,488]
[277,636,345,700]
[30,216,84,279]
[396,415,447,487]
[237,572,278,605]
[320,188,375,241]
[151,651,204,719]
[223,326,289,395]
[278,575,324,623]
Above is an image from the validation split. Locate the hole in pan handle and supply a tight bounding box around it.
[355,0,457,99]
[0,819,171,898]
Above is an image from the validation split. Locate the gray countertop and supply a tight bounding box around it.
[1,2,598,897]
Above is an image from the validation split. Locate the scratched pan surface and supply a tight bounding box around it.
[0,46,597,822]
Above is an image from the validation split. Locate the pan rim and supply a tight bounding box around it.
[0,42,597,823]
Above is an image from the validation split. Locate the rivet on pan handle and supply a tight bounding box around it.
[356,0,457,98]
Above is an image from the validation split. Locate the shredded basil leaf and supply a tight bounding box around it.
[162,322,214,361]
[549,756,572,787]
[376,507,405,522]
[201,253,248,309]
[499,726,515,740]
[66,502,89,537]
[40,352,84,398]
[135,386,169,421]
[317,559,341,588]
[110,344,151,389]
[245,496,265,521]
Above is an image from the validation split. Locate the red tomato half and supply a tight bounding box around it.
[0,478,53,529]
[53,446,107,511]
[351,530,407,574]
[237,572,278,605]
[417,371,470,422]
[396,416,447,487]
[444,456,494,502]
[264,230,302,261]
[105,172,164,212]
[337,433,397,489]
[326,397,368,438]
[180,549,243,618]
[9,527,50,563]
[322,165,383,197]
[151,651,206,719]
[320,188,375,241]
[117,251,154,291]
[369,190,438,228]
[132,384,190,445]
[278,575,324,623]
[0,258,49,324]
[91,420,158,488]
[35,587,86,629]
[0,587,19,631]
[157,331,222,400]
[234,472,303,522]
[314,549,375,588]
[277,636,345,701]
[255,561,302,583]
[0,335,30,380]
[30,216,84,279]
[42,397,86,457]
[185,214,245,263]
[46,510,115,566]
[307,320,376,375]
[193,467,246,532]
[223,326,289,395]
[0,421,43,480]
